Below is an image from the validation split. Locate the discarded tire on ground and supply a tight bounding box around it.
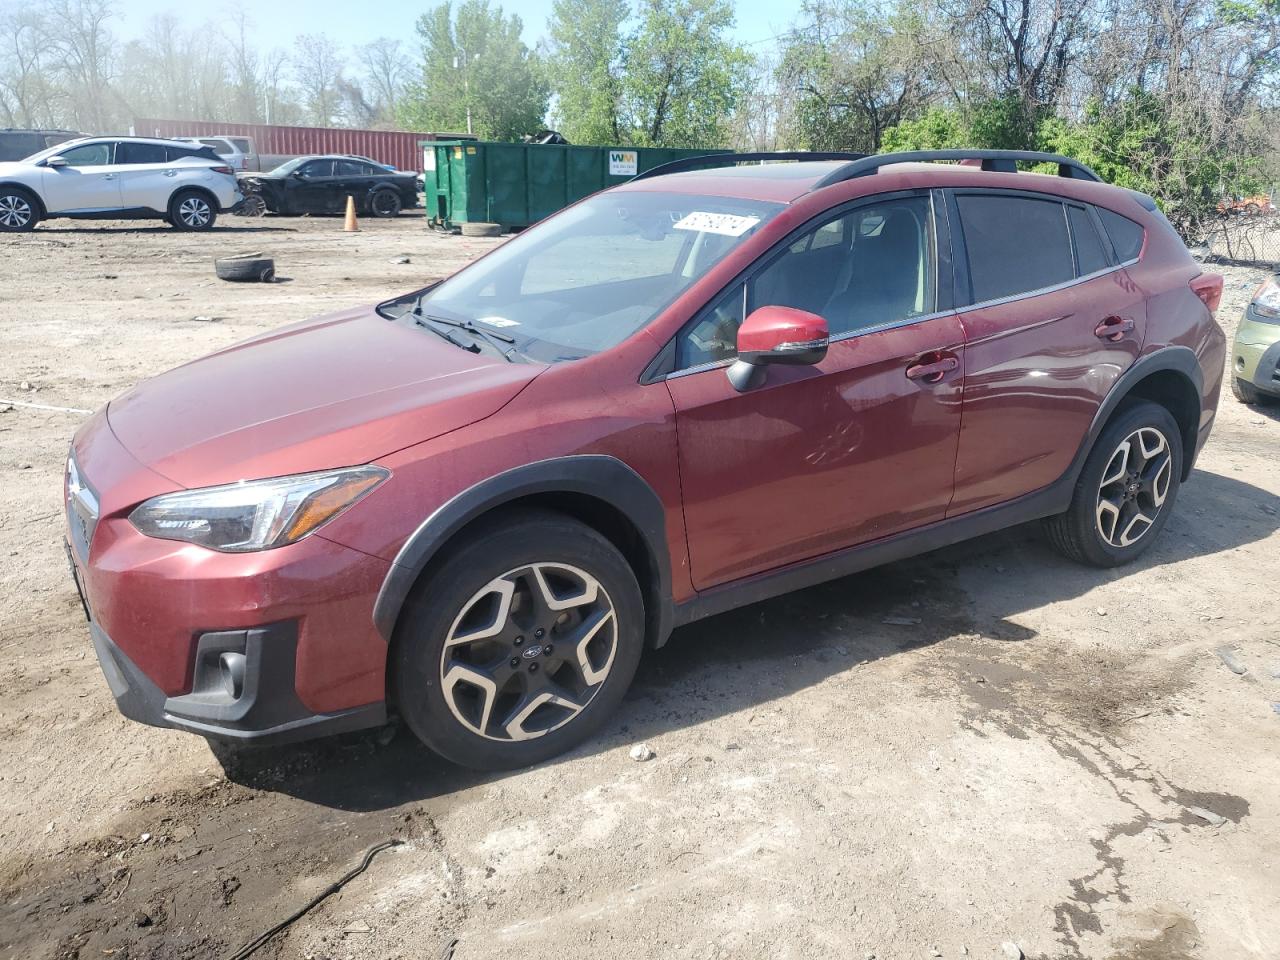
[214,253,276,283]
[460,221,502,238]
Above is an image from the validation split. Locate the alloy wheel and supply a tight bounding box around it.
[1095,426,1173,547]
[439,562,618,742]
[372,192,399,216]
[0,194,32,228]
[178,197,212,228]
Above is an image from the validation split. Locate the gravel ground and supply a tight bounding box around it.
[0,214,1277,960]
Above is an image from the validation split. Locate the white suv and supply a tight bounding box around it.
[0,136,243,232]
[175,136,259,172]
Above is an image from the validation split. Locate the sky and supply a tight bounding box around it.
[108,0,798,54]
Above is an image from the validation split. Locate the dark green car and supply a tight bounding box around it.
[1233,275,1280,403]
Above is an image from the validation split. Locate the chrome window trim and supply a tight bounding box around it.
[661,254,1142,381]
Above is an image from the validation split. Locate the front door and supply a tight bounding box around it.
[290,159,337,213]
[945,191,1148,515]
[665,193,965,589]
[41,141,123,213]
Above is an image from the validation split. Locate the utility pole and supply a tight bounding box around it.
[454,48,478,136]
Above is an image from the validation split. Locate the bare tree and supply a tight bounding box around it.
[0,8,58,127]
[358,37,409,126]
[43,0,117,130]
[293,33,344,126]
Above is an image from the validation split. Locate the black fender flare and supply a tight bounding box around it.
[1068,345,1204,488]
[372,455,675,647]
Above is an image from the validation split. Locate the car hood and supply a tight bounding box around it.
[106,306,543,488]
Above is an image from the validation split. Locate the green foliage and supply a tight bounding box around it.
[879,107,967,151]
[781,0,933,152]
[544,0,628,144]
[1036,93,1266,232]
[619,0,752,147]
[398,0,548,140]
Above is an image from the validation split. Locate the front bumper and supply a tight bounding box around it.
[67,409,394,743]
[1233,314,1280,396]
[90,618,385,744]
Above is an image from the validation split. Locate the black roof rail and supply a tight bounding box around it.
[630,151,868,182]
[810,149,1101,188]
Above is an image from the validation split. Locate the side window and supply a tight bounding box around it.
[58,142,113,167]
[1096,208,1145,262]
[117,142,167,164]
[229,138,252,153]
[300,160,332,177]
[677,283,746,369]
[673,195,936,369]
[334,159,365,177]
[751,195,934,337]
[956,194,1073,303]
[1067,205,1109,276]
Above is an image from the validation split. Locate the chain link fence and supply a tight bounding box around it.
[1200,214,1280,267]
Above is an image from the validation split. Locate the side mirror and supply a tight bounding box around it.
[727,305,829,392]
[45,156,68,168]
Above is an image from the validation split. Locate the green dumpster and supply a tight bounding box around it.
[419,140,730,231]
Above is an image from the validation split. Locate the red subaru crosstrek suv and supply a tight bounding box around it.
[65,150,1225,770]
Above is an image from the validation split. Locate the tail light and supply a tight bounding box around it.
[1190,273,1224,314]
[210,165,234,175]
[1250,276,1280,318]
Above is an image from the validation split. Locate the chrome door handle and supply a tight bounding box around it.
[1094,315,1134,341]
[102,174,115,180]
[906,353,960,383]
[163,170,177,177]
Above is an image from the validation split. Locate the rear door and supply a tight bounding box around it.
[333,159,371,211]
[115,141,175,210]
[665,191,966,589]
[41,141,123,213]
[946,189,1147,514]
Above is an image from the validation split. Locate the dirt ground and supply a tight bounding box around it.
[1,212,1277,960]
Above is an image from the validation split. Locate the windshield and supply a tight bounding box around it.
[267,157,310,176]
[384,190,781,363]
[20,139,87,164]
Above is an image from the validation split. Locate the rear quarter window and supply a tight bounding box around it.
[956,194,1074,303]
[1067,205,1110,275]
[1096,208,1145,262]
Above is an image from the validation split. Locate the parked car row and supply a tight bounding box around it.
[0,133,420,232]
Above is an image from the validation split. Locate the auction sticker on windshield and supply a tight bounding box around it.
[674,212,761,237]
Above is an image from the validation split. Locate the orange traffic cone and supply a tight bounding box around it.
[343,195,359,232]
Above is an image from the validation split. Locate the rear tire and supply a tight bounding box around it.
[169,190,217,231]
[370,189,402,218]
[0,187,39,232]
[1044,401,1182,567]
[1231,376,1266,405]
[392,510,644,770]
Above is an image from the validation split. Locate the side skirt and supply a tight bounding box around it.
[671,477,1072,629]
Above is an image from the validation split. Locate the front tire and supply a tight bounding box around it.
[392,510,644,770]
[0,187,39,232]
[1231,376,1266,405]
[169,190,217,231]
[1045,401,1183,567]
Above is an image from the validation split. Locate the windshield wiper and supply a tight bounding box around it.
[417,311,520,362]
[413,315,480,353]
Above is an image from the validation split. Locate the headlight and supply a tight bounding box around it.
[1251,277,1280,319]
[129,466,388,552]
